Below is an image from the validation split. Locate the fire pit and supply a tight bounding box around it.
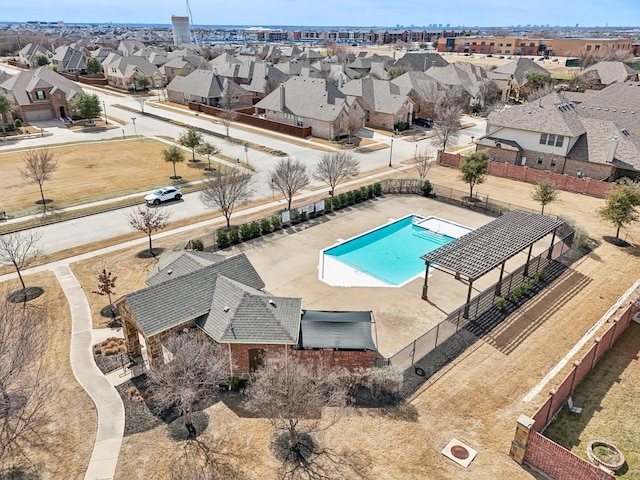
[587,440,625,472]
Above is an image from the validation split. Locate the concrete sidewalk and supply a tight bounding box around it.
[53,265,124,480]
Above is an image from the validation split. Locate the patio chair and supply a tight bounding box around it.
[567,396,582,414]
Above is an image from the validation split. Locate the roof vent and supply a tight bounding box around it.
[268,299,277,307]
[223,306,230,312]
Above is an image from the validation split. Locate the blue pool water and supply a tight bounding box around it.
[324,216,455,286]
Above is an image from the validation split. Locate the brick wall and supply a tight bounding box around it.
[292,349,377,370]
[229,343,289,373]
[189,102,312,138]
[525,432,614,480]
[438,152,619,198]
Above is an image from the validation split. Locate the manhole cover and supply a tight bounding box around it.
[451,445,470,460]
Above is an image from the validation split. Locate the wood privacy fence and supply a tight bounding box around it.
[438,152,618,198]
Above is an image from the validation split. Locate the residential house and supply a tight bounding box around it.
[391,52,448,72]
[209,53,254,84]
[245,60,289,100]
[0,66,82,121]
[426,62,489,108]
[166,68,252,107]
[255,76,363,140]
[391,71,442,120]
[115,251,377,372]
[340,76,414,130]
[161,56,203,84]
[577,61,638,87]
[102,52,165,89]
[479,91,640,180]
[117,40,146,57]
[489,58,549,99]
[51,45,87,75]
[18,43,53,67]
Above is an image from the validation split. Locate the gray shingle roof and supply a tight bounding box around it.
[487,92,586,137]
[0,67,82,106]
[576,82,640,134]
[489,58,549,84]
[145,251,227,286]
[299,310,376,350]
[579,61,638,86]
[166,69,249,100]
[340,77,410,115]
[392,52,448,71]
[124,253,266,337]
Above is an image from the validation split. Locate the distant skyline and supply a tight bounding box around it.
[4,0,640,28]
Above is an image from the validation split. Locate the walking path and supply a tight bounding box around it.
[53,265,124,480]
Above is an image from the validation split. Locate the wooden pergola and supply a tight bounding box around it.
[421,210,564,318]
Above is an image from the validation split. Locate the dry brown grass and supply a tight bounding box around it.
[0,139,207,216]
[1,273,95,479]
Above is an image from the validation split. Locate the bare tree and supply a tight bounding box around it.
[128,205,171,255]
[414,147,434,180]
[313,152,359,198]
[136,96,147,114]
[243,353,350,467]
[19,149,59,213]
[92,267,118,316]
[0,231,42,293]
[477,79,502,111]
[527,84,556,102]
[218,83,239,138]
[343,107,364,145]
[432,102,462,153]
[147,329,232,438]
[200,167,254,228]
[269,157,309,211]
[0,299,51,468]
[218,110,238,138]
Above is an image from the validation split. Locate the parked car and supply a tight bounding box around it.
[144,186,182,205]
[413,118,433,128]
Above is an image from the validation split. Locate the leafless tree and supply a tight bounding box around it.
[414,147,435,180]
[92,267,118,316]
[269,157,309,211]
[313,152,359,198]
[432,102,462,153]
[477,79,502,111]
[324,41,348,57]
[218,84,240,138]
[0,299,51,468]
[527,84,556,102]
[147,329,232,438]
[342,107,364,144]
[200,167,254,228]
[412,80,440,118]
[243,353,350,471]
[19,149,59,213]
[128,205,171,255]
[0,231,42,293]
[136,96,147,114]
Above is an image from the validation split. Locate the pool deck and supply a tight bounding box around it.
[228,196,555,359]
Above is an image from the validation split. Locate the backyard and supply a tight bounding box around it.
[543,321,640,479]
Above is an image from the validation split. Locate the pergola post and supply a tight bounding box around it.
[495,260,507,296]
[463,279,473,319]
[422,261,431,300]
[547,227,558,259]
[523,244,534,277]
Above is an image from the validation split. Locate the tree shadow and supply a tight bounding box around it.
[167,411,209,442]
[6,287,44,303]
[0,467,40,480]
[602,235,630,248]
[136,247,165,259]
[34,199,53,205]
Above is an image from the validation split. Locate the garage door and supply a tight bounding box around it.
[25,109,53,122]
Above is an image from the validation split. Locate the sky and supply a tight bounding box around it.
[4,0,640,28]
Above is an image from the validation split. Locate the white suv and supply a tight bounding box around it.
[144,186,182,205]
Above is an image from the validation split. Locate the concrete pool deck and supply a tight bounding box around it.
[225,195,556,359]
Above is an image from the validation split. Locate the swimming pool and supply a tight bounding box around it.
[320,215,471,287]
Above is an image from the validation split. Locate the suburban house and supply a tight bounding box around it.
[478,91,640,180]
[117,40,146,57]
[340,76,414,130]
[576,61,638,87]
[51,45,87,75]
[17,43,53,68]
[391,71,442,120]
[160,56,203,84]
[244,60,289,100]
[254,76,363,140]
[391,52,448,72]
[209,53,255,84]
[488,58,550,99]
[166,68,252,107]
[426,62,489,108]
[101,52,166,89]
[115,251,377,373]
[0,66,82,122]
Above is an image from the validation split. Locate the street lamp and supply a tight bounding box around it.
[471,135,475,143]
[103,101,108,125]
[131,117,139,140]
[388,130,397,167]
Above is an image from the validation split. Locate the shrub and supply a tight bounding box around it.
[324,199,332,211]
[260,217,272,234]
[250,221,261,237]
[332,195,342,210]
[189,238,204,251]
[367,184,375,199]
[338,192,348,206]
[373,182,382,196]
[353,189,362,203]
[298,211,307,222]
[495,297,507,311]
[271,215,282,230]
[14,119,22,128]
[228,226,240,244]
[359,186,368,201]
[240,223,253,240]
[216,229,230,248]
[346,191,355,204]
[358,366,403,398]
[535,269,546,281]
[422,180,433,196]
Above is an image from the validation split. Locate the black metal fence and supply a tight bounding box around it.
[388,225,574,371]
